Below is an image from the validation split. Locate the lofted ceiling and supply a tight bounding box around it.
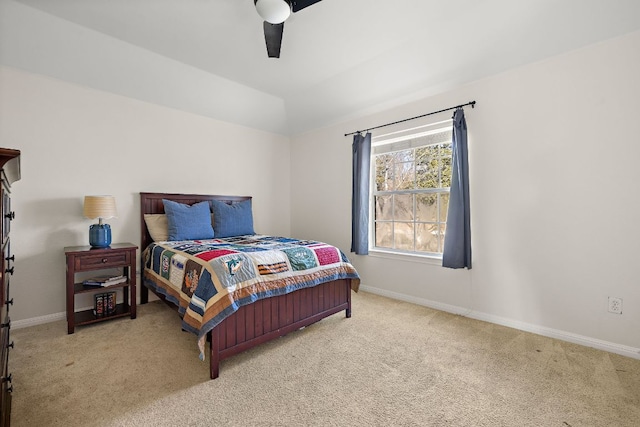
[5,0,640,135]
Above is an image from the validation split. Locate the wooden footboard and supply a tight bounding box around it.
[143,274,352,379]
[209,278,351,378]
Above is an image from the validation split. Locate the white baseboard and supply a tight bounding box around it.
[359,285,640,360]
[12,311,66,329]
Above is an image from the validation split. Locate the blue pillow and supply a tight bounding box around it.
[211,199,255,238]
[162,199,214,241]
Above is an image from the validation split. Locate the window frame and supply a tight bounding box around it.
[369,120,453,259]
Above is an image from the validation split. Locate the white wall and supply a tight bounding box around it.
[0,66,291,321]
[291,30,640,357]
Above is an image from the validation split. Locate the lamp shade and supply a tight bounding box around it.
[255,0,291,24]
[83,195,117,220]
[84,196,116,248]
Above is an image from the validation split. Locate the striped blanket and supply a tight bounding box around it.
[143,235,360,358]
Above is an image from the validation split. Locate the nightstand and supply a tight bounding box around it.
[65,243,138,334]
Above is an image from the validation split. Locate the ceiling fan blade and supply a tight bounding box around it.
[291,0,322,13]
[263,21,284,58]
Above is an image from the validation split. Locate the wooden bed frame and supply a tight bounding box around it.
[139,192,353,379]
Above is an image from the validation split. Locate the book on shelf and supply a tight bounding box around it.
[82,274,127,287]
[105,291,116,315]
[93,291,117,318]
[93,293,105,318]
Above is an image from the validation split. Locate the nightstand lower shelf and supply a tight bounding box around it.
[74,303,131,327]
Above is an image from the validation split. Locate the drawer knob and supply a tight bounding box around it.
[4,211,15,220]
[102,258,108,263]
[0,320,9,329]
[5,266,14,275]
[6,341,13,349]
[6,385,12,393]
[5,298,13,307]
[1,373,11,383]
[5,255,14,262]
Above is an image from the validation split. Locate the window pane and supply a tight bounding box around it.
[416,145,438,160]
[440,193,449,222]
[394,151,415,190]
[438,223,446,252]
[375,222,393,248]
[396,162,415,190]
[416,146,439,189]
[394,222,414,251]
[416,223,439,252]
[440,144,452,188]
[375,195,393,221]
[375,154,394,191]
[416,193,437,222]
[395,149,414,162]
[393,194,413,221]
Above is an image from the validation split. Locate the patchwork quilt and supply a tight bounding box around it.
[143,235,361,358]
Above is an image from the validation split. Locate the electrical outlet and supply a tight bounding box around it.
[608,297,623,314]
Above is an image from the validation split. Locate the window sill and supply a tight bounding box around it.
[367,249,443,266]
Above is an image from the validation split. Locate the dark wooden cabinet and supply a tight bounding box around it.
[64,243,137,334]
[0,148,20,427]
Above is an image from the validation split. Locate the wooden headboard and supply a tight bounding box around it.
[139,192,252,251]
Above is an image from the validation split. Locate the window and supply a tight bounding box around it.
[372,125,452,256]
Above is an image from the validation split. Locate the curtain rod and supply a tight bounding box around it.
[344,100,476,137]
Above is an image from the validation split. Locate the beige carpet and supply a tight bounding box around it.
[10,291,640,426]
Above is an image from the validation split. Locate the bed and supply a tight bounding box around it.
[139,192,360,379]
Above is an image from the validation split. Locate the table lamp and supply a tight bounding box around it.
[83,195,117,248]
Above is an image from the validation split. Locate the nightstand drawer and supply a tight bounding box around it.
[74,251,130,270]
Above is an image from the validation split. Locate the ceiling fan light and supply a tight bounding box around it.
[255,0,291,24]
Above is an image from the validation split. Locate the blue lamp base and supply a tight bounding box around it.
[89,224,112,248]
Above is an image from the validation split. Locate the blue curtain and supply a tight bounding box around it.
[351,132,371,255]
[443,108,472,269]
